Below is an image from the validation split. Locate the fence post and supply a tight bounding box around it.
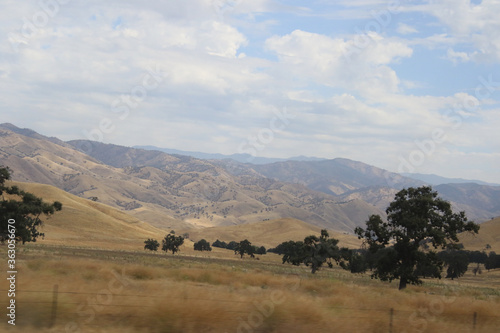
[472,312,477,330]
[389,308,394,333]
[49,284,59,328]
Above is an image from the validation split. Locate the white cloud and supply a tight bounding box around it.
[265,30,412,98]
[397,22,418,35]
[446,48,471,64]
[0,0,498,183]
[409,0,500,63]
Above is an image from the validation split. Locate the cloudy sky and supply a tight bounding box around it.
[1,0,499,183]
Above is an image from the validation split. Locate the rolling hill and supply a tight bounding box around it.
[249,158,425,195]
[2,122,499,237]
[181,217,361,249]
[0,124,384,232]
[9,181,164,250]
[214,158,500,222]
[460,217,500,252]
[8,181,362,255]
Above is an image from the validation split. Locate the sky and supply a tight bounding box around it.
[1,0,499,183]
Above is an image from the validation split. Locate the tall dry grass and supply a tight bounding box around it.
[0,246,499,333]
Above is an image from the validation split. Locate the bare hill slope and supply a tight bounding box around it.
[460,217,500,252]
[182,217,361,249]
[10,181,164,250]
[1,125,384,232]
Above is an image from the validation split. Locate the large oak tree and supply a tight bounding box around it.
[355,186,479,290]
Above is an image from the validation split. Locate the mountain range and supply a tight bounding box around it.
[1,123,499,234]
[134,145,326,164]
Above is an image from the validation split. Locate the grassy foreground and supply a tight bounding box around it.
[1,245,499,333]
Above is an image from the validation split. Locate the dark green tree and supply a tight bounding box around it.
[485,252,500,271]
[162,232,184,254]
[144,238,159,251]
[355,186,479,290]
[279,240,307,265]
[302,230,346,274]
[255,245,267,255]
[439,250,469,280]
[278,230,347,274]
[234,239,255,258]
[194,239,212,251]
[0,166,62,244]
[467,250,487,264]
[344,250,368,274]
[226,241,238,251]
[212,239,227,248]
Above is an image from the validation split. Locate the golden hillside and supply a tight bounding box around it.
[181,217,362,249]
[9,181,361,254]
[10,181,165,250]
[0,126,385,233]
[460,217,500,252]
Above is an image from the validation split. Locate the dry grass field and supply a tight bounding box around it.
[0,245,499,333]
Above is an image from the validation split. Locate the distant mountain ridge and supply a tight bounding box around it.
[0,124,384,232]
[136,144,497,186]
[1,123,499,228]
[402,173,499,186]
[134,145,326,164]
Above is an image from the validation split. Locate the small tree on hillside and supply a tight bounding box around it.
[235,239,255,258]
[162,233,184,254]
[144,238,159,251]
[355,186,479,290]
[194,239,212,251]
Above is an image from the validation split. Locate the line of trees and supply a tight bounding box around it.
[212,239,266,256]
[144,235,267,257]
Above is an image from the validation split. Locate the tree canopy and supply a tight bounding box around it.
[144,238,159,251]
[277,229,348,274]
[234,239,255,258]
[355,186,479,290]
[0,166,62,244]
[162,232,184,254]
[194,239,212,251]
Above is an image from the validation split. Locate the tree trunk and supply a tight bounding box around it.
[399,278,407,290]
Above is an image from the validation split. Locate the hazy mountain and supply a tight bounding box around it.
[237,158,425,195]
[434,183,500,221]
[1,125,384,232]
[2,123,498,229]
[0,123,70,147]
[134,145,326,164]
[214,158,500,223]
[402,173,499,186]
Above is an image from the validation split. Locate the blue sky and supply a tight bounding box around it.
[1,0,499,183]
